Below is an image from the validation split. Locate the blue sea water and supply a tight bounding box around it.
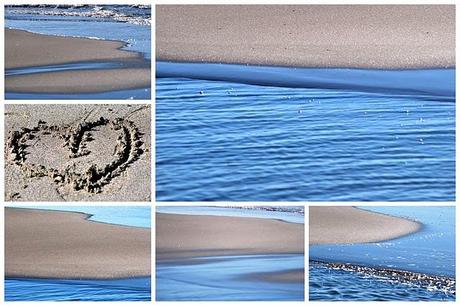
[5,206,151,301]
[157,254,304,301]
[5,277,151,301]
[309,263,453,301]
[156,62,455,201]
[156,206,304,223]
[309,206,455,301]
[5,5,151,99]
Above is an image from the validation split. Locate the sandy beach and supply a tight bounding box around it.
[309,207,421,245]
[156,213,304,260]
[5,104,151,202]
[5,207,150,279]
[157,5,454,68]
[5,28,150,93]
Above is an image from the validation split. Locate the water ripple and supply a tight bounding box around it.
[156,75,455,201]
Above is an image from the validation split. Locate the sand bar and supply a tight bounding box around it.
[5,207,151,279]
[157,5,455,69]
[309,207,421,245]
[156,213,304,260]
[6,68,151,93]
[6,28,141,69]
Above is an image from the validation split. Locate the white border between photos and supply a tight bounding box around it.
[1,0,458,305]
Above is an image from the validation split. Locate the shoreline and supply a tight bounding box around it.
[157,5,455,69]
[309,207,422,245]
[156,61,455,98]
[5,207,151,279]
[156,212,304,260]
[5,28,151,94]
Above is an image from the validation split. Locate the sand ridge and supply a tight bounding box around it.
[5,207,151,279]
[157,5,455,69]
[6,68,151,94]
[156,213,304,260]
[309,206,421,245]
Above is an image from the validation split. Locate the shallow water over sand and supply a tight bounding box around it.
[156,64,455,201]
[157,254,304,301]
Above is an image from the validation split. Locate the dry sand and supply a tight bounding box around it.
[5,207,151,279]
[309,206,421,245]
[156,213,304,260]
[5,29,151,93]
[4,104,151,202]
[156,5,455,69]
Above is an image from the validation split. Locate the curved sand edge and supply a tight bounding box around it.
[309,206,421,245]
[156,5,455,69]
[156,212,304,260]
[5,28,142,69]
[5,207,151,279]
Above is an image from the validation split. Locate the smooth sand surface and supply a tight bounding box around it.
[6,29,139,69]
[5,29,150,93]
[5,207,151,279]
[5,104,151,202]
[6,68,151,93]
[157,5,455,68]
[156,213,304,260]
[309,207,421,245]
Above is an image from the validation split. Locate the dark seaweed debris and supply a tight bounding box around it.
[5,117,144,193]
[311,260,455,296]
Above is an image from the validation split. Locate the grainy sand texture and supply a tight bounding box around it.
[156,213,304,260]
[6,29,139,69]
[156,5,455,68]
[309,207,421,245]
[5,104,151,202]
[5,29,151,93]
[5,207,151,279]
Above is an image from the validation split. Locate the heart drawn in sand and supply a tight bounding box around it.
[6,117,144,193]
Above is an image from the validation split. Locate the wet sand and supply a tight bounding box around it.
[5,104,151,202]
[309,207,421,245]
[157,5,455,69]
[5,28,150,93]
[249,269,304,283]
[156,213,304,260]
[6,68,151,93]
[5,207,151,279]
